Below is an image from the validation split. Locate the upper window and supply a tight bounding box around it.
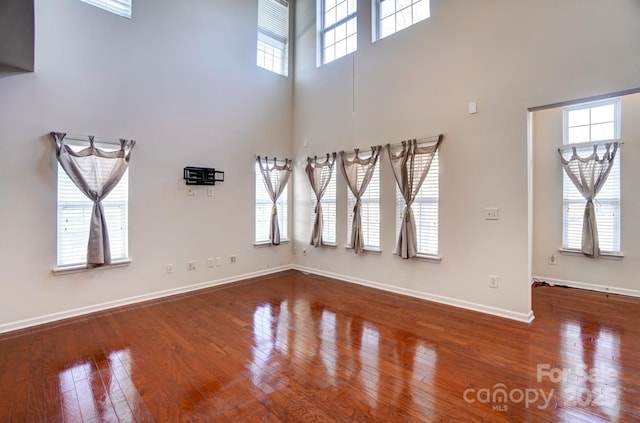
[373,0,430,41]
[347,163,380,250]
[310,172,337,245]
[57,144,129,267]
[257,0,290,76]
[320,0,358,65]
[395,151,439,256]
[255,162,289,243]
[80,0,131,19]
[562,98,621,253]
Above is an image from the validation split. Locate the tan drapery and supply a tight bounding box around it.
[388,135,442,259]
[306,153,337,247]
[51,132,135,266]
[558,141,619,257]
[257,156,292,245]
[339,146,381,254]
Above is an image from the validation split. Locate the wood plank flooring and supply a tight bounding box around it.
[0,270,639,422]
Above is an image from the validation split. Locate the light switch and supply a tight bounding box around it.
[485,207,499,220]
[468,102,477,114]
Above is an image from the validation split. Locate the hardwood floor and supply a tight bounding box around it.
[0,270,638,422]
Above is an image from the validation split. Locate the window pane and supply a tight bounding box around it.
[568,126,590,144]
[591,104,614,124]
[375,0,430,40]
[567,108,590,127]
[590,122,614,141]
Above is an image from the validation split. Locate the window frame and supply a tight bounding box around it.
[257,0,290,77]
[346,160,380,252]
[54,142,131,274]
[372,0,430,42]
[319,0,358,66]
[254,162,289,245]
[561,98,621,255]
[394,150,440,259]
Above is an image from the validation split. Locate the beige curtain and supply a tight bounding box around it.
[388,136,442,259]
[558,142,619,257]
[257,156,292,245]
[50,132,135,266]
[339,146,382,254]
[306,153,336,247]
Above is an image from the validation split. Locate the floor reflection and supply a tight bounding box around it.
[58,349,134,422]
[560,320,620,421]
[247,293,438,417]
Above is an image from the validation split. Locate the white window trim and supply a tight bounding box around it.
[318,0,358,66]
[53,259,132,276]
[561,98,621,255]
[372,0,430,42]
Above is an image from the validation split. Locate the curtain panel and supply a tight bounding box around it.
[558,141,619,257]
[306,153,337,247]
[50,132,135,266]
[257,156,292,245]
[388,135,442,259]
[339,146,382,254]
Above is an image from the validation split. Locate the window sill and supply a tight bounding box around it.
[558,248,624,260]
[345,246,382,255]
[53,259,132,276]
[315,243,337,249]
[393,252,442,263]
[254,240,290,247]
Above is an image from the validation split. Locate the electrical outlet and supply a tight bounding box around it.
[229,255,237,264]
[549,253,557,265]
[188,261,196,271]
[166,264,174,274]
[215,257,222,267]
[489,275,499,288]
[207,257,214,268]
[207,187,214,196]
[187,187,196,196]
[302,248,307,256]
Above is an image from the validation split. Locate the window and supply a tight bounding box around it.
[57,145,129,267]
[255,162,288,243]
[373,0,430,41]
[310,173,337,245]
[80,0,131,19]
[320,0,357,65]
[257,0,290,76]
[347,163,380,250]
[562,98,621,253]
[395,151,439,256]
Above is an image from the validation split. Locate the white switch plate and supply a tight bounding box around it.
[485,207,499,220]
[489,275,499,288]
[468,101,477,114]
[207,257,214,268]
[207,187,214,196]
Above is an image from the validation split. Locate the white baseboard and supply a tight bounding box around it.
[0,265,292,335]
[533,275,640,298]
[294,265,535,323]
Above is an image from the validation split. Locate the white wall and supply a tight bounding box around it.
[0,0,293,329]
[532,94,640,294]
[292,0,640,320]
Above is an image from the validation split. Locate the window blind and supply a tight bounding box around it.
[395,151,439,256]
[81,0,131,18]
[57,149,129,267]
[257,0,289,76]
[255,162,288,243]
[347,163,380,249]
[310,172,337,245]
